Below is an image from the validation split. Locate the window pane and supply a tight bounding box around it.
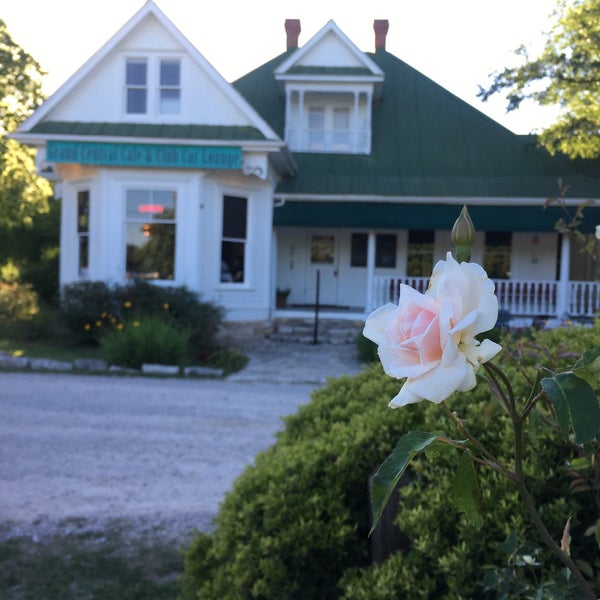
[77,191,89,233]
[78,236,89,277]
[351,233,367,267]
[407,230,434,276]
[160,60,180,86]
[484,231,512,279]
[127,88,147,114]
[333,108,350,129]
[126,60,147,85]
[310,235,335,264]
[160,89,180,114]
[375,234,396,268]
[126,222,175,280]
[221,241,245,283]
[308,108,324,129]
[126,190,176,220]
[222,195,247,239]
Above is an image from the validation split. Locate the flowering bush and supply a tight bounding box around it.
[366,207,600,599]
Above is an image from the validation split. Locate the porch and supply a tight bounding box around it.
[372,276,600,321]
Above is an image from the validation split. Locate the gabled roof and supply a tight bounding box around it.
[235,48,600,201]
[16,1,280,144]
[274,20,383,85]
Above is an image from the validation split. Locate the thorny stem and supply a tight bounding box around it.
[440,401,513,479]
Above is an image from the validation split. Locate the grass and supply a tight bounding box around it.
[0,519,189,600]
[0,315,248,375]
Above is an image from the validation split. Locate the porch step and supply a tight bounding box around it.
[270,318,363,345]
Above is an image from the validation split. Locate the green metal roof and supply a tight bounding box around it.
[285,66,374,76]
[29,121,266,141]
[234,49,600,200]
[273,201,600,233]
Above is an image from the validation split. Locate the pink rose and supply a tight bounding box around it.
[363,252,502,407]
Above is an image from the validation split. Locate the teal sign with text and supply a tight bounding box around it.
[46,141,242,170]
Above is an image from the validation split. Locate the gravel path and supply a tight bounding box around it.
[0,341,364,541]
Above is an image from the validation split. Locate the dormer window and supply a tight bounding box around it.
[125,57,181,116]
[286,89,371,154]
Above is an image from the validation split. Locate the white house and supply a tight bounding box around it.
[13,2,600,325]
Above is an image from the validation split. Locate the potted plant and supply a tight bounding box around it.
[276,287,291,308]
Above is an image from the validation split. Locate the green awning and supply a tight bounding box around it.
[273,201,600,233]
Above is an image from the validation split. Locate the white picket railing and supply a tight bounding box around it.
[372,276,600,319]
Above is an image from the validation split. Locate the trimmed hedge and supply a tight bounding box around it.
[181,322,600,599]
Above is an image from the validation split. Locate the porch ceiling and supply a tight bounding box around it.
[273,201,600,233]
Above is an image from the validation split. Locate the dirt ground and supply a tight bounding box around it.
[0,341,364,543]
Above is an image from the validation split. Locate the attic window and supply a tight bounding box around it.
[159,60,181,114]
[126,59,147,114]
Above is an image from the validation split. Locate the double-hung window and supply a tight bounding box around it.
[77,190,90,278]
[126,59,147,114]
[125,58,181,115]
[159,59,181,114]
[125,189,177,280]
[221,195,247,284]
[308,108,325,150]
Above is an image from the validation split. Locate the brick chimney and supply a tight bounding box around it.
[285,19,301,49]
[373,20,389,50]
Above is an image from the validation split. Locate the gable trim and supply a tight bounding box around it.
[17,1,282,143]
[273,20,384,78]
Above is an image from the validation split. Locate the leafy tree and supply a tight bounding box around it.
[479,0,600,159]
[0,18,52,227]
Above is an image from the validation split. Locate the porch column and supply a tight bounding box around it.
[556,233,571,318]
[365,230,376,311]
[298,90,305,148]
[353,91,359,152]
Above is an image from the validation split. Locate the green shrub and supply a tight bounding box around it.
[59,281,119,344]
[100,317,189,369]
[59,280,225,359]
[181,322,600,599]
[355,330,377,363]
[113,280,224,359]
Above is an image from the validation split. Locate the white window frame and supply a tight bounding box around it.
[76,189,90,279]
[220,193,249,286]
[124,56,182,118]
[124,187,178,282]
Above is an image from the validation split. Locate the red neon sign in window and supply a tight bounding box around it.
[138,204,164,214]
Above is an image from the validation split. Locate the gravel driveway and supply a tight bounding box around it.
[0,341,364,541]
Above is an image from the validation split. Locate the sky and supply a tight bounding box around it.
[3,0,561,134]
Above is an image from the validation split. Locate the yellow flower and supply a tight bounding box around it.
[101,311,107,318]
[117,323,124,330]
[84,323,91,331]
[163,302,169,310]
[133,321,140,327]
[123,301,132,309]
[95,320,102,327]
[111,317,116,323]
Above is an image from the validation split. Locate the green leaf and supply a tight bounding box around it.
[573,345,600,374]
[595,521,600,549]
[370,431,437,535]
[451,452,484,528]
[541,372,600,443]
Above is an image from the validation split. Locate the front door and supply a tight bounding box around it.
[305,232,338,306]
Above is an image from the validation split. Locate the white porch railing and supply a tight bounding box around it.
[372,276,600,319]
